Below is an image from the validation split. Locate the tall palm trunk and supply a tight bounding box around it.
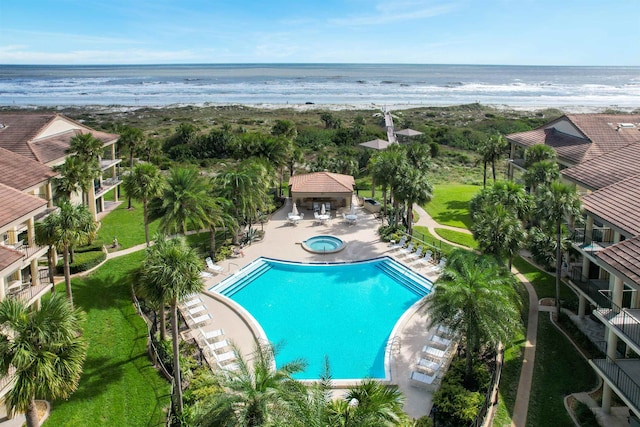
[25,398,39,427]
[63,244,73,308]
[143,198,150,247]
[128,148,135,209]
[171,301,183,414]
[492,158,497,182]
[47,247,56,284]
[159,304,167,341]
[209,226,217,259]
[483,160,487,188]
[382,187,388,224]
[555,220,562,317]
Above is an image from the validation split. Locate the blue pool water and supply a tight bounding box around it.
[302,235,345,254]
[214,257,431,380]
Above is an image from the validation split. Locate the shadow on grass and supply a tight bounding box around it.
[432,200,473,229]
[72,273,131,312]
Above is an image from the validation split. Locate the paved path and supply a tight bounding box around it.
[509,269,539,427]
[413,204,472,250]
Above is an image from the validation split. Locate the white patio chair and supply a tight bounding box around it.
[405,247,423,262]
[205,257,224,273]
[398,242,414,257]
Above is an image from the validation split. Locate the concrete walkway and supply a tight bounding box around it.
[413,204,472,250]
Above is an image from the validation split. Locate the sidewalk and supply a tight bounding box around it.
[412,204,472,250]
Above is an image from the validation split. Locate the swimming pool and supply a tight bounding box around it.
[210,257,431,380]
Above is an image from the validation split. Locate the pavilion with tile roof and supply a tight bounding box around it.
[288,172,355,211]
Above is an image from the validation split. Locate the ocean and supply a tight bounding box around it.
[0,64,638,110]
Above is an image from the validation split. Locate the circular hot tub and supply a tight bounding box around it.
[302,235,346,254]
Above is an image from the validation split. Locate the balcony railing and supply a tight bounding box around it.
[6,282,52,305]
[591,356,640,412]
[95,176,122,198]
[570,226,615,254]
[595,293,640,349]
[0,241,47,261]
[100,158,122,171]
[568,265,610,307]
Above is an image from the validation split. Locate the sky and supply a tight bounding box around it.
[1,0,639,66]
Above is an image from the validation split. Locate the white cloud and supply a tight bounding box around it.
[0,46,205,64]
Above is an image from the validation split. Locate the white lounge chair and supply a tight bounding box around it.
[430,334,452,348]
[410,370,437,385]
[428,258,446,272]
[205,257,224,273]
[405,247,424,262]
[188,305,206,315]
[416,357,441,373]
[436,324,454,338]
[413,250,433,266]
[422,345,447,359]
[216,350,236,363]
[389,236,407,251]
[184,297,202,307]
[202,328,224,341]
[398,242,415,257]
[190,313,211,326]
[207,339,230,353]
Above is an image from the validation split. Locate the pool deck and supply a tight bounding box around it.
[191,197,447,419]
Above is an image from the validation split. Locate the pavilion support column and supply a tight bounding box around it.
[46,181,53,208]
[88,184,98,221]
[30,259,39,286]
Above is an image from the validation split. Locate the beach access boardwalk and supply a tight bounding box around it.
[384,107,398,144]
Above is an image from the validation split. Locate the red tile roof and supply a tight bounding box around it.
[562,143,640,191]
[0,183,47,231]
[0,113,119,163]
[581,175,640,236]
[597,236,640,286]
[289,172,355,193]
[507,114,640,165]
[0,244,23,272]
[0,147,58,191]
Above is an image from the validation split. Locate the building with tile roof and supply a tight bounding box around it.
[0,113,122,220]
[289,172,355,211]
[507,114,640,421]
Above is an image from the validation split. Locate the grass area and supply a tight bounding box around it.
[44,251,171,427]
[526,315,598,427]
[97,198,160,250]
[512,256,578,308]
[423,183,481,229]
[433,228,478,249]
[412,225,458,256]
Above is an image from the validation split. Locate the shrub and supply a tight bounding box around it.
[56,249,106,274]
[574,401,599,427]
[215,246,233,262]
[433,382,484,426]
[414,415,434,427]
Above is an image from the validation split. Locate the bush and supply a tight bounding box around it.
[215,245,233,262]
[56,249,106,274]
[573,401,599,427]
[414,415,434,427]
[433,382,484,426]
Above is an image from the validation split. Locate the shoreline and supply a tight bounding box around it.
[2,102,635,114]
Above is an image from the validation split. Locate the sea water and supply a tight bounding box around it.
[0,63,638,109]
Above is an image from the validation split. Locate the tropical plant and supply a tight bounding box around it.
[67,132,103,204]
[478,135,507,187]
[117,125,145,207]
[471,203,526,269]
[534,181,582,315]
[150,166,211,235]
[523,144,557,168]
[523,160,560,194]
[204,196,236,259]
[0,296,87,427]
[35,200,96,307]
[424,250,521,382]
[140,235,203,414]
[394,166,433,236]
[122,162,165,246]
[191,342,306,427]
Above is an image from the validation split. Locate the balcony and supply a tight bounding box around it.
[95,176,122,198]
[1,241,48,264]
[100,158,122,171]
[6,282,53,306]
[594,294,640,352]
[570,226,615,256]
[567,264,610,307]
[590,356,640,416]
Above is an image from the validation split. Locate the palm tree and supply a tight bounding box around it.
[523,160,559,194]
[523,144,557,168]
[534,181,582,316]
[67,133,103,205]
[470,181,531,223]
[151,166,211,235]
[472,203,526,269]
[394,167,433,236]
[424,250,521,382]
[327,379,406,426]
[35,201,96,308]
[117,125,145,208]
[369,146,406,224]
[122,162,164,246]
[478,135,507,187]
[52,156,85,200]
[141,235,203,414]
[193,342,306,427]
[0,296,87,427]
[204,196,236,260]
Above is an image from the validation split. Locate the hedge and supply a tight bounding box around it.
[56,249,107,274]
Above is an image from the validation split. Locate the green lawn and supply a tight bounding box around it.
[44,251,171,427]
[526,316,598,427]
[412,225,457,256]
[423,183,481,229]
[97,199,160,250]
[433,228,478,249]
[512,257,578,307]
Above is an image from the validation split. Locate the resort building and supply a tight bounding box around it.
[507,115,640,422]
[289,171,355,211]
[0,113,122,220]
[0,113,121,418]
